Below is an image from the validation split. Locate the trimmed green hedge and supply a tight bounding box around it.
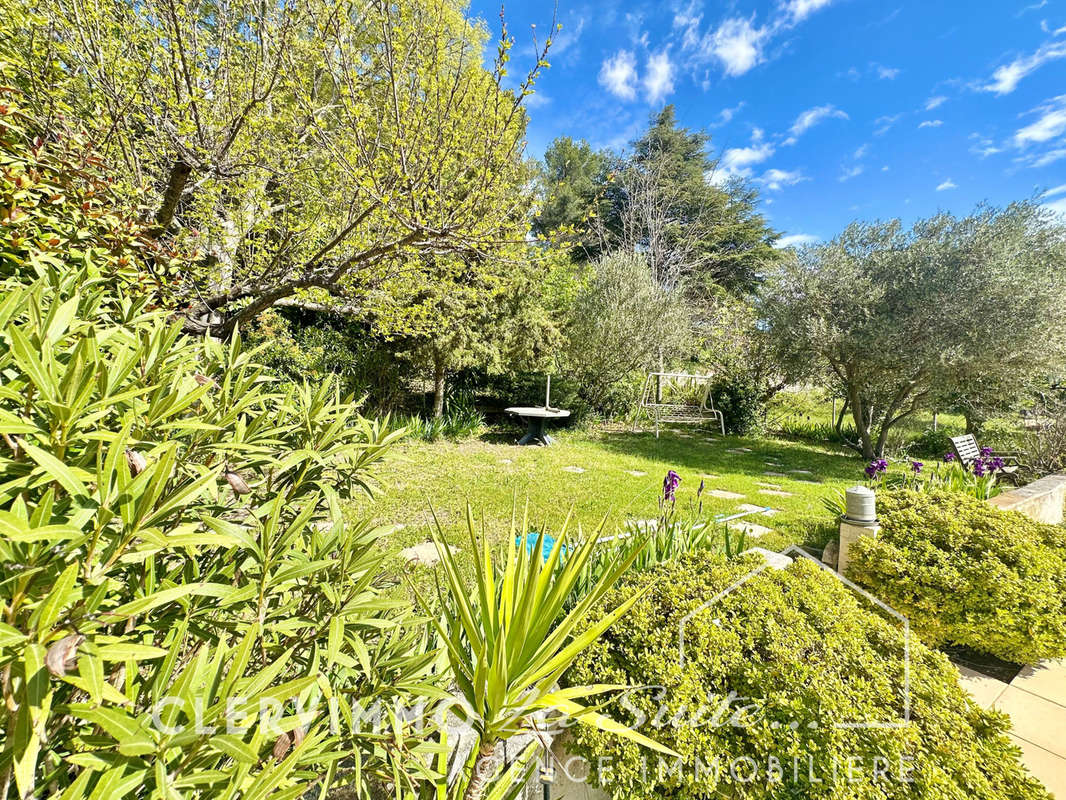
[566,553,1048,800]
[847,490,1066,664]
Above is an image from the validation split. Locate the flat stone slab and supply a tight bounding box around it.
[625,470,647,477]
[561,466,586,473]
[988,473,1066,525]
[1011,659,1066,706]
[728,521,772,538]
[759,489,794,498]
[789,469,814,475]
[737,503,780,516]
[726,448,752,454]
[1008,734,1066,798]
[399,541,457,567]
[957,665,1009,707]
[707,489,745,500]
[994,686,1066,758]
[756,482,782,489]
[740,546,792,569]
[958,659,1066,797]
[763,471,788,477]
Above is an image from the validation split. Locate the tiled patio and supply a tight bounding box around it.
[958,659,1066,797]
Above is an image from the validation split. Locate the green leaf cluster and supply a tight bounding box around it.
[847,489,1066,665]
[0,96,440,798]
[566,553,1050,800]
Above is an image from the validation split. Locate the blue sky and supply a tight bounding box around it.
[467,0,1066,246]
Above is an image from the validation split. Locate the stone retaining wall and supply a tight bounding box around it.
[987,473,1066,525]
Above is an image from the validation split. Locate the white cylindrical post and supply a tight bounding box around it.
[838,486,879,573]
[545,374,551,408]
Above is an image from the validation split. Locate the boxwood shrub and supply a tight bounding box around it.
[565,553,1048,800]
[847,489,1066,664]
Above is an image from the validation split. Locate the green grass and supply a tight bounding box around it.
[348,424,870,573]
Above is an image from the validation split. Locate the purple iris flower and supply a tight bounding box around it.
[662,470,681,503]
[973,460,987,477]
[980,446,994,458]
[864,459,888,478]
[911,461,924,474]
[944,452,955,462]
[990,456,1006,472]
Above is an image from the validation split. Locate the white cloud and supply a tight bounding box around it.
[598,50,638,100]
[706,17,769,76]
[873,113,902,136]
[759,168,807,191]
[1044,197,1066,216]
[1014,94,1066,146]
[643,51,675,104]
[918,119,944,129]
[787,104,849,143]
[970,136,1003,158]
[522,92,551,109]
[839,165,864,182]
[1042,184,1066,199]
[853,143,869,159]
[714,130,775,182]
[710,102,745,127]
[775,233,820,248]
[981,40,1066,94]
[936,179,957,191]
[785,0,835,23]
[925,96,948,110]
[550,17,585,62]
[876,65,901,80]
[1027,148,1066,167]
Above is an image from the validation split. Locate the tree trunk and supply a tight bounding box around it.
[848,390,876,460]
[463,743,499,800]
[432,351,446,419]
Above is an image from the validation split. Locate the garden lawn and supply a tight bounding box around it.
[347,426,866,570]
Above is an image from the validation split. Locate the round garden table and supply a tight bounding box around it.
[505,406,571,446]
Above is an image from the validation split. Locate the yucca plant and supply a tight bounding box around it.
[414,507,676,800]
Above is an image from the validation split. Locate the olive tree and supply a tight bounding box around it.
[763,203,1066,459]
[9,0,549,336]
[563,252,690,411]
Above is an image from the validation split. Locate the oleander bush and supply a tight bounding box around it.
[566,553,1049,800]
[846,490,1066,664]
[0,92,447,798]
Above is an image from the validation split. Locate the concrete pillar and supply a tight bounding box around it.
[838,519,880,574]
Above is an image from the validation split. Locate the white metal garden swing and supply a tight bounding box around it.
[632,372,726,437]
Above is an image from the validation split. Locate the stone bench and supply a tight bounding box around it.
[987,473,1066,525]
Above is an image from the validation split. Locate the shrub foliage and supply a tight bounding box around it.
[847,490,1066,664]
[566,553,1048,800]
[0,96,444,798]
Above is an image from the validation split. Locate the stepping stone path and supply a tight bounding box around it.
[737,503,780,517]
[756,482,782,489]
[726,448,753,454]
[625,470,647,477]
[789,469,813,475]
[759,488,794,498]
[708,489,746,500]
[741,547,793,570]
[728,520,773,539]
[763,471,788,477]
[958,659,1066,796]
[562,466,586,473]
[399,541,456,568]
